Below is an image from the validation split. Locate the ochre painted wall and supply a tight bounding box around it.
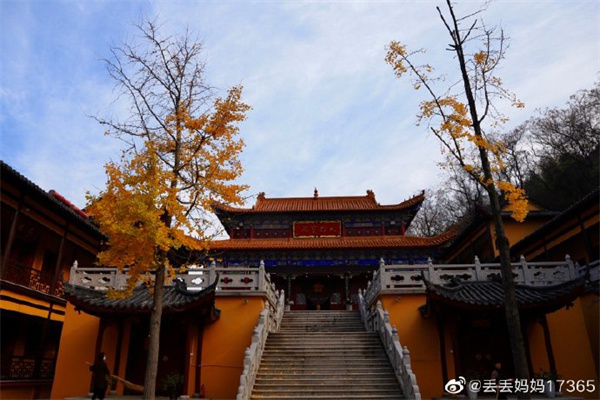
[201,296,266,399]
[100,321,123,394]
[50,302,100,399]
[379,294,447,400]
[579,294,599,377]
[0,289,65,321]
[546,299,599,399]
[0,384,51,400]
[501,219,546,252]
[528,299,599,399]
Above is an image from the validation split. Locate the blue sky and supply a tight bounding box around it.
[1,1,598,212]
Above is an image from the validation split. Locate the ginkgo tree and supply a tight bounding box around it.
[87,19,250,399]
[386,0,530,392]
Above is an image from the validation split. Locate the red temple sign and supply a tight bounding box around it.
[293,221,341,238]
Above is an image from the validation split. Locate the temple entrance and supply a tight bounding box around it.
[456,318,514,379]
[125,316,187,394]
[291,276,339,310]
[272,272,370,310]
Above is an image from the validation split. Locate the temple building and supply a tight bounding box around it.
[210,189,455,310]
[1,161,597,400]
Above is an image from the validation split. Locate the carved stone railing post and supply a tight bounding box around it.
[258,260,266,291]
[427,257,434,281]
[208,260,217,288]
[520,255,532,283]
[474,256,482,281]
[565,254,577,280]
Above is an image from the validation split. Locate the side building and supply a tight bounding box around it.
[0,161,103,399]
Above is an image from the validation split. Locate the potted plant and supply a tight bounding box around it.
[535,369,558,398]
[161,372,184,400]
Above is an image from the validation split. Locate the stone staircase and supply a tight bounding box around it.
[250,310,404,399]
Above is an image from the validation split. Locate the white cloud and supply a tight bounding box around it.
[1,0,598,212]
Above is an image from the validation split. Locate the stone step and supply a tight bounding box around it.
[258,360,392,368]
[257,365,392,372]
[266,338,381,344]
[250,310,404,399]
[252,388,404,396]
[266,342,381,347]
[280,320,363,324]
[281,319,364,329]
[260,354,390,361]
[268,335,377,341]
[281,319,363,323]
[251,396,402,399]
[255,375,399,383]
[250,394,403,400]
[284,311,359,314]
[263,346,385,351]
[258,365,392,372]
[279,328,366,332]
[266,341,382,351]
[258,361,392,367]
[271,330,373,334]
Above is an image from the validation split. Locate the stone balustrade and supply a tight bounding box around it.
[358,293,421,399]
[70,259,274,290]
[364,255,594,306]
[237,290,285,400]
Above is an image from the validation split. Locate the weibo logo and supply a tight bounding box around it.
[445,376,466,394]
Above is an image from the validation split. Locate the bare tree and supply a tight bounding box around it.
[386,1,531,393]
[409,167,487,237]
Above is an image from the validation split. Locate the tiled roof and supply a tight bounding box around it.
[209,230,455,251]
[1,160,102,237]
[214,190,425,214]
[64,279,217,317]
[510,188,599,257]
[424,276,585,312]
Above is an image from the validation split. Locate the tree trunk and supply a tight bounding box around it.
[444,1,531,390]
[489,188,531,391]
[143,260,166,399]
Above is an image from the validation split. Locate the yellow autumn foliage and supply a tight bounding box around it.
[385,40,529,222]
[86,86,250,298]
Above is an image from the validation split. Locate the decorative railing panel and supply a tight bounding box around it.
[69,260,278,300]
[363,255,596,306]
[2,261,64,298]
[0,356,56,380]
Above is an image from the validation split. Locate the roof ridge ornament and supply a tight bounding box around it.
[314,187,319,199]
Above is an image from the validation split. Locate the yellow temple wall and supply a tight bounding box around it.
[526,298,598,399]
[580,293,599,377]
[100,321,127,395]
[492,219,547,257]
[201,296,266,399]
[546,299,598,399]
[51,303,100,399]
[378,294,449,400]
[0,289,65,321]
[0,384,55,400]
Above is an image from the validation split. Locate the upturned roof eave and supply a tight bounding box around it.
[207,230,456,251]
[212,191,425,215]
